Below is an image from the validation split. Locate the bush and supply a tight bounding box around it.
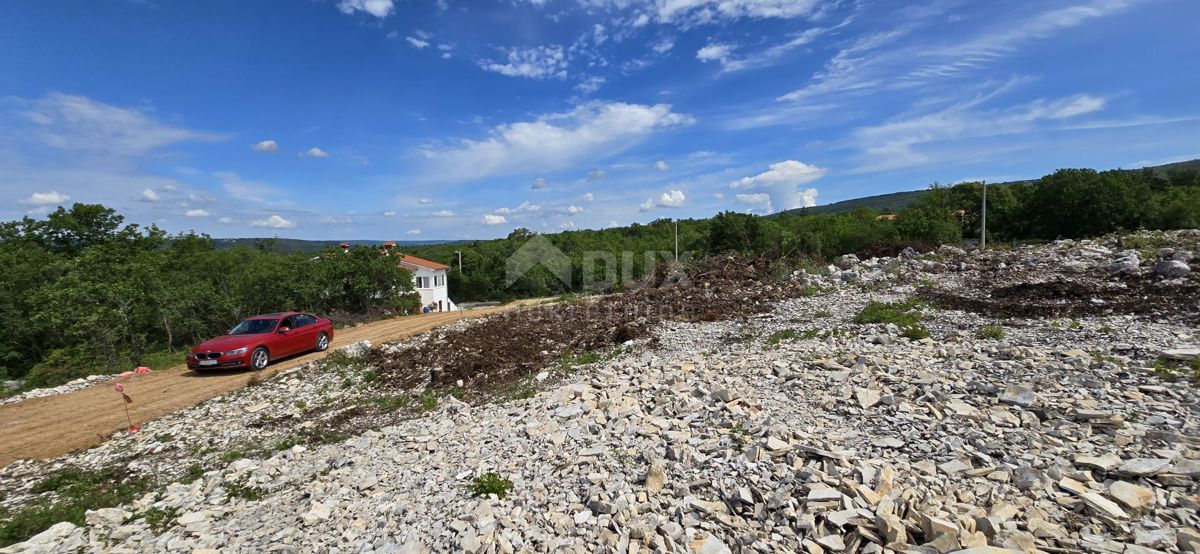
[766,329,798,346]
[976,325,1005,340]
[467,473,513,499]
[854,300,929,341]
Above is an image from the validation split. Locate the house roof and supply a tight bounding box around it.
[397,253,449,271]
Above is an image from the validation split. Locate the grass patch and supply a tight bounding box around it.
[506,383,537,402]
[0,466,153,547]
[224,479,266,502]
[853,299,930,340]
[467,473,513,499]
[976,324,1005,340]
[765,329,798,346]
[137,505,179,534]
[813,310,833,318]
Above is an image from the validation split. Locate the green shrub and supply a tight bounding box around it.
[853,300,924,327]
[139,505,180,534]
[467,473,513,499]
[976,325,1005,340]
[224,480,266,502]
[766,329,798,346]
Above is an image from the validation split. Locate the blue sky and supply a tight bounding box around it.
[2,0,1197,240]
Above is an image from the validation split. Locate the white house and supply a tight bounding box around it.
[386,242,458,312]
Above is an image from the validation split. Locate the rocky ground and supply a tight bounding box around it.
[1,231,1198,553]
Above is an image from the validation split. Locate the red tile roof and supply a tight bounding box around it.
[397,253,449,271]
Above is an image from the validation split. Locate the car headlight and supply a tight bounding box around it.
[225,347,248,356]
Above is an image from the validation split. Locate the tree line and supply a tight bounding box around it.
[0,205,419,387]
[3,165,1197,388]
[404,166,1200,300]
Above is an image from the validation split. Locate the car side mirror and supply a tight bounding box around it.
[278,327,291,333]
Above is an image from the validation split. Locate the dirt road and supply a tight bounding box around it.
[0,302,543,467]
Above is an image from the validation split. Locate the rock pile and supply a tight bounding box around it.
[1,231,1198,553]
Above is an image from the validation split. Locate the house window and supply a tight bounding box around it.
[434,274,445,287]
[417,276,431,288]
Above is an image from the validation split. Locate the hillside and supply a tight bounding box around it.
[778,158,1198,217]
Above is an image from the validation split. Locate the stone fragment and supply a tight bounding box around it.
[1107,480,1154,510]
[998,385,1037,408]
[856,388,881,409]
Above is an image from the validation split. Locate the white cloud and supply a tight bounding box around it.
[495,201,541,215]
[140,188,160,202]
[713,192,725,199]
[383,210,397,216]
[480,45,568,79]
[638,189,686,211]
[215,171,281,204]
[336,0,395,18]
[592,24,608,45]
[418,198,433,204]
[576,76,606,95]
[707,25,836,72]
[560,220,577,229]
[655,0,821,24]
[733,160,825,189]
[252,139,278,153]
[185,209,210,217]
[417,101,693,182]
[653,160,669,171]
[21,191,70,206]
[301,147,329,158]
[251,215,296,229]
[586,168,607,181]
[21,93,224,156]
[851,89,1108,172]
[779,0,1135,102]
[482,214,508,225]
[406,36,430,49]
[658,189,685,207]
[732,160,825,211]
[651,37,675,53]
[406,228,421,235]
[432,210,455,217]
[696,43,734,64]
[582,192,594,202]
[530,177,549,190]
[217,217,234,224]
[322,215,352,224]
[566,205,584,214]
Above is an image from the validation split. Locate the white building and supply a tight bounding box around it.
[388,243,458,312]
[338,241,459,312]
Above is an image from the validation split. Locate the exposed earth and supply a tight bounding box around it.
[0,300,547,468]
[1,231,1198,553]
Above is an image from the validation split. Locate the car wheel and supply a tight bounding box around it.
[251,347,270,370]
[315,332,330,352]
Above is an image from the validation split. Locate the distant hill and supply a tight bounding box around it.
[777,158,1199,217]
[211,238,458,253]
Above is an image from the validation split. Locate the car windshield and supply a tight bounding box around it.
[228,319,278,335]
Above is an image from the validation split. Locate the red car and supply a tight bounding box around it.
[187,312,334,371]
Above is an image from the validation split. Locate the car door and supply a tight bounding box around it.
[293,314,319,353]
[275,316,305,357]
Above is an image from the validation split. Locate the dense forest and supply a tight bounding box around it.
[408,166,1200,300]
[2,165,1198,388]
[0,205,419,387]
